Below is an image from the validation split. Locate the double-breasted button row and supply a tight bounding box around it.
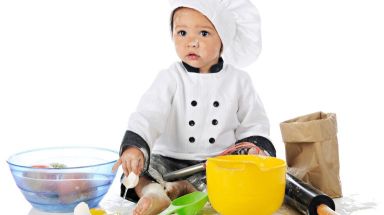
[189,137,215,144]
[188,119,218,127]
[189,100,220,144]
[190,100,220,107]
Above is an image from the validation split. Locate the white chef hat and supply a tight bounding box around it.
[169,0,262,68]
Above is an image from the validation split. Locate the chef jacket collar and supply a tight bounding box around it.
[182,57,224,73]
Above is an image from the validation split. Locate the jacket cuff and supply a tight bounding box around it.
[236,136,276,157]
[119,130,150,173]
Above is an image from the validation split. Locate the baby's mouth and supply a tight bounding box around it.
[187,53,199,60]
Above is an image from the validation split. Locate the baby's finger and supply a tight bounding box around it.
[138,159,144,175]
[112,159,122,172]
[131,159,140,175]
[122,158,131,177]
[248,146,262,155]
[248,147,269,156]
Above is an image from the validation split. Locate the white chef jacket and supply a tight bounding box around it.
[127,62,270,161]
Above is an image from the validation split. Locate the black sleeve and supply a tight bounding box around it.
[235,136,276,157]
[119,130,151,173]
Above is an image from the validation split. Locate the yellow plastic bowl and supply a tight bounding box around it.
[206,155,286,215]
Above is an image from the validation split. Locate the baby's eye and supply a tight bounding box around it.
[177,30,187,36]
[200,31,209,37]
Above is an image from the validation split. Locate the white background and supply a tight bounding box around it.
[1,0,383,213]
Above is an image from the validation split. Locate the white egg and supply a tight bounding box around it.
[122,172,139,189]
[74,202,91,215]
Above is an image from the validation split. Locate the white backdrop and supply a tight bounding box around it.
[1,0,383,213]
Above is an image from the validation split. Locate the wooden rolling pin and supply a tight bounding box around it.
[285,173,339,215]
[317,204,339,215]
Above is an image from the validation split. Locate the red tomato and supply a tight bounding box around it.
[31,164,49,168]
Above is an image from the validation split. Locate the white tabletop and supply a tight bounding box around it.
[2,162,383,215]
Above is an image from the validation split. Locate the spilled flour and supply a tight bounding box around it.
[333,193,383,215]
[94,191,383,215]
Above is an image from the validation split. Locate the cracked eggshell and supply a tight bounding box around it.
[122,172,139,189]
[74,202,91,215]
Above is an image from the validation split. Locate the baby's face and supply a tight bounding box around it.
[172,7,222,73]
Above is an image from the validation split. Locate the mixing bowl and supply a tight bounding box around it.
[7,146,118,213]
[206,155,286,215]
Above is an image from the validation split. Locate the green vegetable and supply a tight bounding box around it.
[49,162,67,168]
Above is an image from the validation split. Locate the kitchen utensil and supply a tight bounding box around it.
[164,162,339,215]
[163,142,256,181]
[207,155,286,215]
[285,173,339,215]
[163,162,206,181]
[7,146,118,213]
[159,191,208,215]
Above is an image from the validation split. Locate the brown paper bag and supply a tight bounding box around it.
[280,112,342,198]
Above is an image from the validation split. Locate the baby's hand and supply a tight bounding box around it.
[248,146,269,156]
[112,146,144,177]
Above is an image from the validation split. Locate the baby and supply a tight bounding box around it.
[112,0,276,214]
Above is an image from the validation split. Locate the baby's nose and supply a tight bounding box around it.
[188,39,199,48]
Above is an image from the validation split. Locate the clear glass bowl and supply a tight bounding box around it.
[7,146,119,213]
